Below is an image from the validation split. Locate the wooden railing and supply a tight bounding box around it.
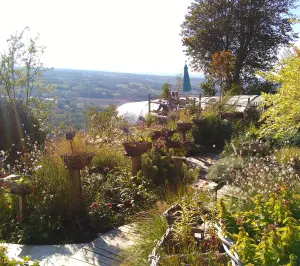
[147,93,260,115]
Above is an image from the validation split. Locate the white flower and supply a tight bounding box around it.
[34,165,42,171]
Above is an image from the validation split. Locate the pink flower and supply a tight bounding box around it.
[283,199,289,205]
[90,202,98,209]
[106,202,112,208]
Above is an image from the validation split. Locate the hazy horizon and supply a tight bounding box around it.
[51,67,205,78]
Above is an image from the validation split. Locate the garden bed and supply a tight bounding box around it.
[149,203,230,266]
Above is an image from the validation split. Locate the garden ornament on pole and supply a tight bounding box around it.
[182,63,191,93]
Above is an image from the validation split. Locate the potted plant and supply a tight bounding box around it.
[61,131,94,169]
[123,136,152,157]
[177,110,193,132]
[165,138,182,149]
[192,117,204,126]
[163,129,177,138]
[152,130,164,141]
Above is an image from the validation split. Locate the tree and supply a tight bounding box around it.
[200,79,216,96]
[210,50,235,96]
[181,0,298,84]
[244,80,277,95]
[175,74,182,92]
[0,27,55,124]
[161,82,171,98]
[258,48,300,138]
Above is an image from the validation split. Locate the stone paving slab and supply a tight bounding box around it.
[4,224,137,266]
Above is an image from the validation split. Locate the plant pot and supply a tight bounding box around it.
[0,174,33,196]
[123,141,151,157]
[163,129,177,138]
[165,139,182,149]
[192,118,203,126]
[177,122,193,132]
[61,152,94,169]
[152,130,163,140]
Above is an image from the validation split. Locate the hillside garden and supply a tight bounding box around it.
[0,6,300,263]
[0,48,299,266]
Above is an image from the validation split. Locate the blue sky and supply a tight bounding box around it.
[0,0,300,76]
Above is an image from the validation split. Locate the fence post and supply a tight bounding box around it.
[199,94,202,112]
[148,93,151,115]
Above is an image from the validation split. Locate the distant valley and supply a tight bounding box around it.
[43,68,204,105]
[41,69,204,129]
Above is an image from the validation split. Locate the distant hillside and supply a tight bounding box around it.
[42,68,204,103]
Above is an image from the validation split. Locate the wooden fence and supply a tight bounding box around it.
[147,93,260,115]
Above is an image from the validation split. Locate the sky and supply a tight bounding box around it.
[1,0,300,76]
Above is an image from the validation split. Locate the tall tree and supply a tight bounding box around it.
[0,28,55,124]
[181,0,298,84]
[210,50,235,96]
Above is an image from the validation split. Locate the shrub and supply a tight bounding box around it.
[192,116,232,149]
[89,143,129,174]
[220,155,300,197]
[0,99,46,162]
[258,49,300,139]
[274,147,300,167]
[141,148,176,186]
[144,114,157,127]
[207,156,244,183]
[141,148,199,187]
[273,132,300,148]
[84,105,127,139]
[161,82,171,98]
[219,186,300,265]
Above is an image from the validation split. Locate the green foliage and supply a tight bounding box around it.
[0,27,55,125]
[141,148,176,186]
[121,210,168,266]
[84,169,156,231]
[259,51,300,139]
[141,148,199,186]
[244,80,276,95]
[273,132,300,148]
[85,104,127,137]
[90,144,129,174]
[207,156,244,183]
[161,82,171,98]
[275,147,300,167]
[181,0,297,83]
[192,115,232,149]
[0,99,46,162]
[200,79,216,96]
[144,114,157,127]
[230,82,243,95]
[219,187,300,265]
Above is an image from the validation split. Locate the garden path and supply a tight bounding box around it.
[187,152,243,198]
[4,224,138,266]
